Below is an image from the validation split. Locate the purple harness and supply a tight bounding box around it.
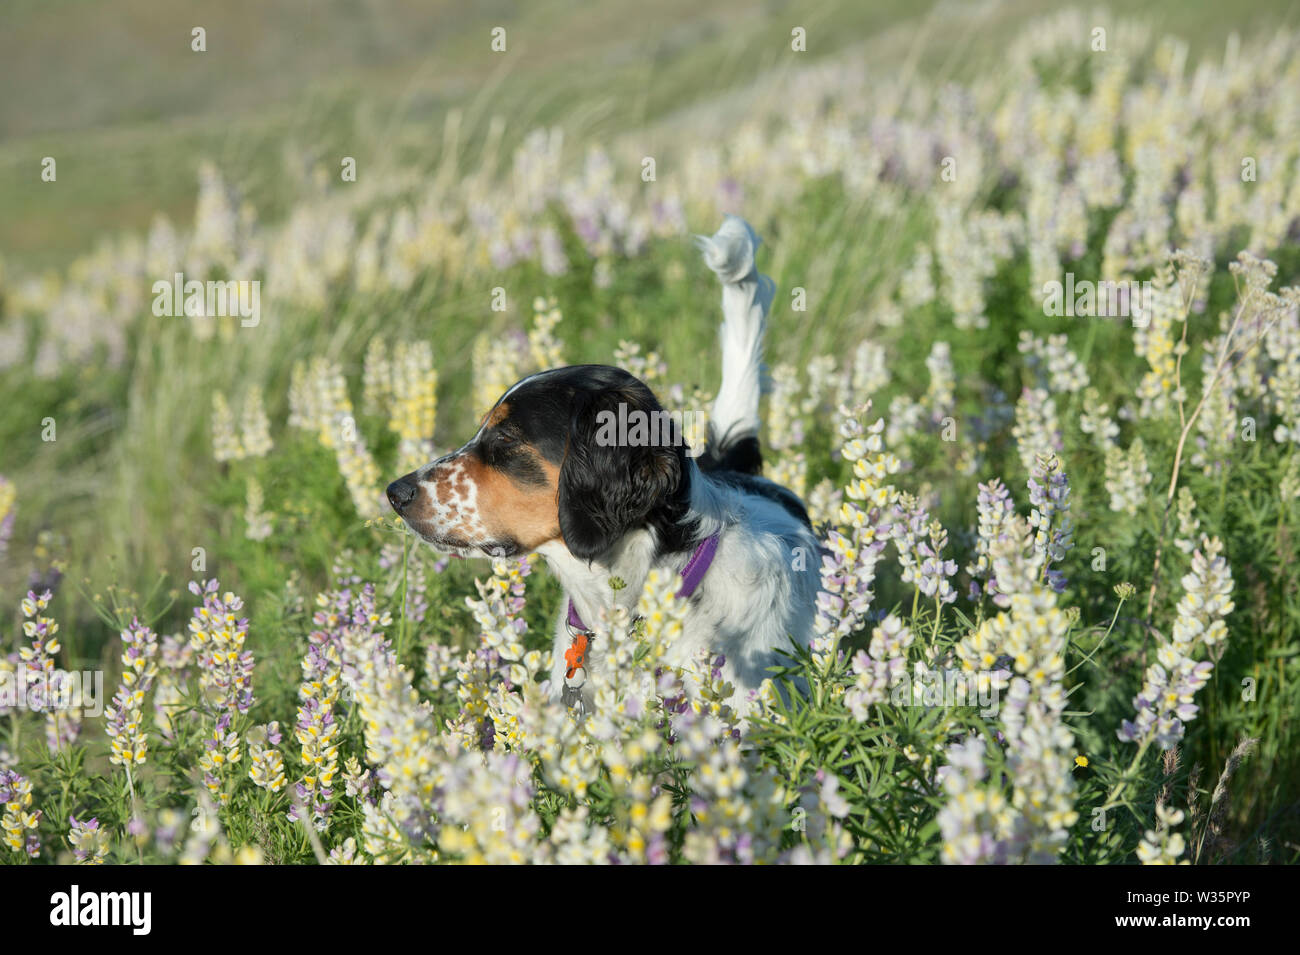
[566,531,721,633]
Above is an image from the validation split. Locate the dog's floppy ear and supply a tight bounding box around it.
[558,385,684,562]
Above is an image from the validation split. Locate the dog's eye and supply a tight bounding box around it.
[495,431,515,446]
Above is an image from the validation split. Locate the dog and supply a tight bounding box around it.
[385,216,820,713]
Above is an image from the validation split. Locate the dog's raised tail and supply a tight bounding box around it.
[694,215,774,475]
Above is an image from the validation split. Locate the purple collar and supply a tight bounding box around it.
[566,532,721,633]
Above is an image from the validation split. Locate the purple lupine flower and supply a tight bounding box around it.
[68,815,109,864]
[187,579,255,715]
[1119,537,1233,749]
[967,477,1015,601]
[0,769,41,857]
[1027,453,1074,593]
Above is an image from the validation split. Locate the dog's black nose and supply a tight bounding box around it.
[386,478,418,513]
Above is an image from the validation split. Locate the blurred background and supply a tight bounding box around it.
[3,0,1296,271]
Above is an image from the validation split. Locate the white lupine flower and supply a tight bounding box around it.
[1012,388,1062,475]
[1119,536,1234,749]
[243,478,273,541]
[1104,439,1153,516]
[1137,805,1187,865]
[211,392,243,462]
[240,386,273,458]
[948,516,1077,863]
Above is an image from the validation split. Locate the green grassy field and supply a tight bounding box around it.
[1,1,1299,865]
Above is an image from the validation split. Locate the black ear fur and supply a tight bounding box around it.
[558,384,687,562]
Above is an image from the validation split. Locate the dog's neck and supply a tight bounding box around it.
[536,462,727,627]
[536,530,660,627]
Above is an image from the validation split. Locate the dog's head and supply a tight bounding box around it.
[386,365,692,561]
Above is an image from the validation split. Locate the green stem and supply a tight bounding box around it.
[1099,738,1153,817]
[1066,596,1125,676]
[397,529,410,661]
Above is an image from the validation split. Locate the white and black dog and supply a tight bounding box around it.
[386,216,820,712]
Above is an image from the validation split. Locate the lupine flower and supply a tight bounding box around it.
[239,385,273,458]
[1280,453,1300,503]
[924,341,956,424]
[898,245,935,309]
[967,477,1014,599]
[286,358,386,517]
[180,791,227,865]
[892,495,958,606]
[189,161,243,273]
[248,721,287,794]
[1012,388,1062,475]
[766,366,805,449]
[1193,341,1246,476]
[153,633,193,738]
[1119,536,1233,749]
[613,339,667,384]
[42,671,83,752]
[1137,805,1187,864]
[286,360,314,430]
[187,579,255,715]
[948,517,1076,863]
[342,757,373,801]
[328,837,364,865]
[243,478,273,541]
[20,589,81,751]
[813,404,901,655]
[936,736,1013,864]
[844,614,914,719]
[438,749,544,864]
[472,330,526,417]
[0,655,15,721]
[150,809,185,857]
[672,705,789,864]
[1132,263,1185,419]
[68,815,110,864]
[1104,439,1153,516]
[332,414,385,520]
[199,714,243,802]
[291,586,386,831]
[338,607,441,860]
[0,475,15,559]
[886,395,926,450]
[528,297,566,370]
[1,769,41,857]
[1173,486,1201,554]
[548,806,615,864]
[1027,452,1073,592]
[450,557,538,751]
[804,477,843,529]
[361,337,392,414]
[1078,387,1120,451]
[1018,332,1089,395]
[104,619,160,768]
[933,201,992,330]
[829,345,888,417]
[19,589,59,686]
[387,340,438,473]
[663,382,712,455]
[211,392,243,462]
